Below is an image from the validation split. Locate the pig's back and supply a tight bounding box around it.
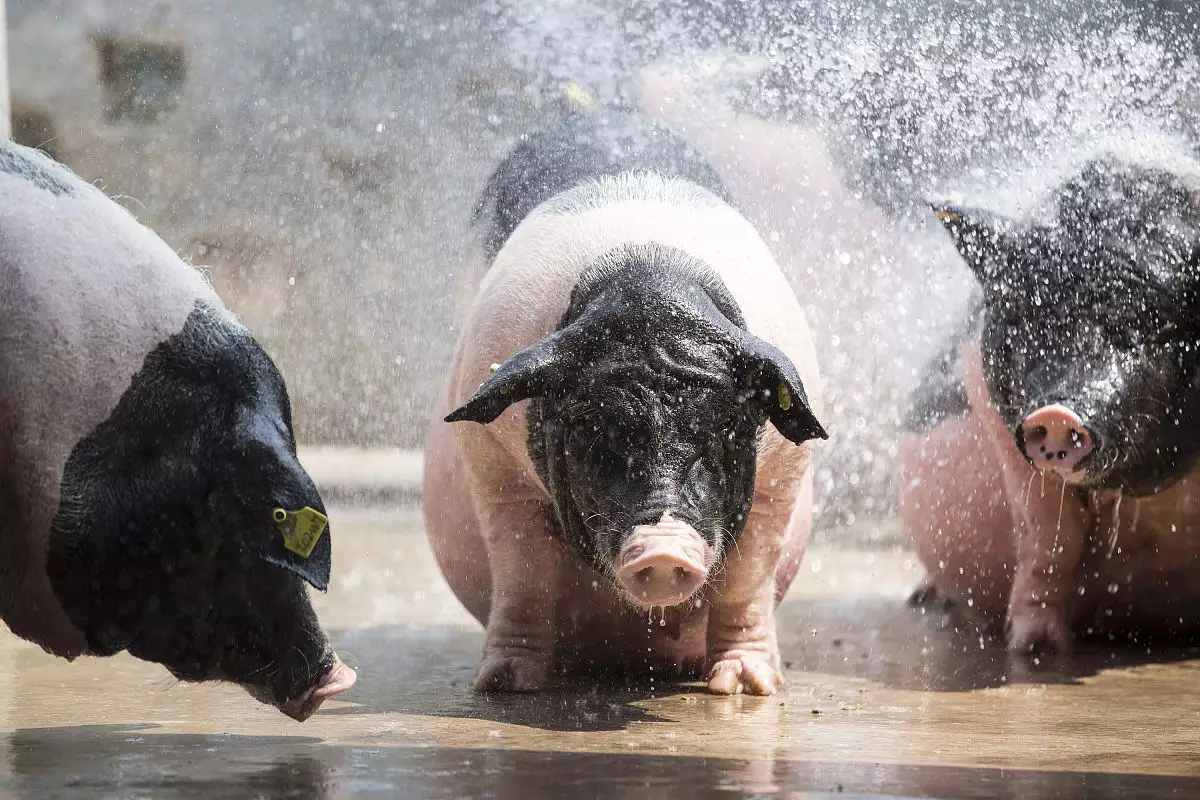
[0,142,229,654]
[475,111,733,263]
[0,142,227,470]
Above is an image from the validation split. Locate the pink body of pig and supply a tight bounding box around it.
[424,167,823,695]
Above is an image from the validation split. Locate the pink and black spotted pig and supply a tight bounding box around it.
[900,153,1200,658]
[0,141,354,719]
[423,110,827,695]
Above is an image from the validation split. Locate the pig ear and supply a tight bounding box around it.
[445,331,573,424]
[931,203,1018,284]
[210,487,333,591]
[735,333,828,445]
[260,506,332,591]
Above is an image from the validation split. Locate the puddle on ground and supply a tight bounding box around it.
[0,507,1197,797]
[6,725,1195,799]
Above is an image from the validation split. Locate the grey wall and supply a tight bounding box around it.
[8,0,557,449]
[0,0,9,139]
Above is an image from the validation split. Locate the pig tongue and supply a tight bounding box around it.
[278,656,357,722]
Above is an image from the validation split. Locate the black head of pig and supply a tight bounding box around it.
[446,242,826,604]
[934,157,1200,496]
[47,302,353,720]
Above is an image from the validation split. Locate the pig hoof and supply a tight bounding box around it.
[474,654,549,693]
[706,654,780,696]
[1007,608,1073,660]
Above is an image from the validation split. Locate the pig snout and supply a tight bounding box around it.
[617,516,709,608]
[1018,403,1095,475]
[273,655,357,722]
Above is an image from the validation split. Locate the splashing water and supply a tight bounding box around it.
[492,0,1200,533]
[645,605,668,631]
[1024,470,1037,513]
[1056,477,1068,533]
[27,0,1197,544]
[1108,493,1124,558]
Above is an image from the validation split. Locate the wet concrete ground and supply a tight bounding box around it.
[3,507,1199,798]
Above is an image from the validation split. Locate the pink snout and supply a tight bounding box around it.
[1019,403,1095,475]
[617,517,709,608]
[277,655,357,721]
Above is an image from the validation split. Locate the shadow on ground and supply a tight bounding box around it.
[325,595,1200,731]
[5,722,1194,799]
[325,622,678,731]
[779,596,1200,693]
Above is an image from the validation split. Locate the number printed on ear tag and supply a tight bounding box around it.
[272,507,329,558]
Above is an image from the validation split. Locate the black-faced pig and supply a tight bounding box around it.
[423,110,827,695]
[0,141,354,719]
[900,153,1200,656]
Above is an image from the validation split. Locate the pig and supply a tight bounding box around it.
[899,153,1200,657]
[0,140,355,719]
[423,110,827,695]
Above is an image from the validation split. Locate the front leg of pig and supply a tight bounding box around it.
[475,495,561,692]
[962,342,1091,658]
[1005,473,1089,658]
[706,582,782,695]
[705,451,811,695]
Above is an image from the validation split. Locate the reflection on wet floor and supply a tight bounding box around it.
[2,508,1199,798]
[8,725,1197,799]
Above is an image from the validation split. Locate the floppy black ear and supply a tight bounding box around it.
[931,203,1019,284]
[225,411,334,591]
[734,333,827,445]
[261,506,332,592]
[445,330,574,425]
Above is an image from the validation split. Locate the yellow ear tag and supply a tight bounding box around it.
[778,383,793,412]
[934,209,961,223]
[477,363,503,392]
[564,80,598,110]
[272,507,329,559]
